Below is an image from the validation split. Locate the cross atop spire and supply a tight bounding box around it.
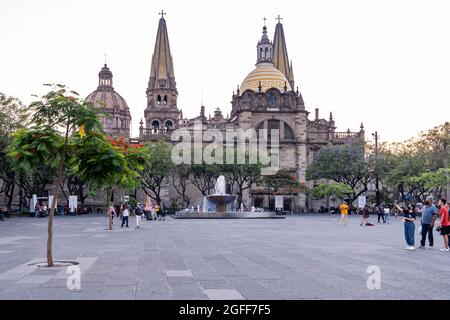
[263,16,267,27]
[276,15,283,24]
[159,10,166,19]
[104,52,108,66]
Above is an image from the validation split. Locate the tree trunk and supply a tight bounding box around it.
[47,122,70,268]
[6,182,14,213]
[106,187,113,231]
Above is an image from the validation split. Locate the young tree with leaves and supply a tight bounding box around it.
[306,141,370,205]
[140,141,174,206]
[8,85,102,267]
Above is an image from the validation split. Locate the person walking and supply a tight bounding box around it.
[121,204,130,229]
[340,201,349,224]
[384,205,390,223]
[135,203,144,229]
[438,199,449,252]
[396,203,417,250]
[361,204,371,226]
[419,196,438,249]
[376,204,384,224]
[156,204,165,221]
[108,206,116,226]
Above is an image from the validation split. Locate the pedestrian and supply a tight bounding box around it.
[156,204,165,221]
[121,204,130,228]
[396,203,416,250]
[384,205,390,223]
[419,196,437,249]
[376,204,384,224]
[0,207,4,222]
[438,199,449,252]
[135,203,143,229]
[361,204,370,226]
[108,206,115,225]
[340,201,349,224]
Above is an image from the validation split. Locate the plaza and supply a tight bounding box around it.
[0,214,449,300]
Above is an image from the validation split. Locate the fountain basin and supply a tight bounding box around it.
[207,194,237,213]
[175,211,285,219]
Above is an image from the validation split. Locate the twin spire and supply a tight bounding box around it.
[148,10,177,92]
[257,16,295,89]
[273,20,295,90]
[147,12,294,94]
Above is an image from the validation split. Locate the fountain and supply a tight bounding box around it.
[176,175,284,219]
[204,176,237,213]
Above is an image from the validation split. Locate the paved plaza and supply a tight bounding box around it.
[0,214,449,300]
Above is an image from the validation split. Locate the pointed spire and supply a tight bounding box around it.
[148,12,176,91]
[273,17,294,88]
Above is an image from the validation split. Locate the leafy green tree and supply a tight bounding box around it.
[222,151,263,208]
[171,164,192,208]
[69,134,146,230]
[139,140,173,206]
[263,171,308,199]
[188,164,219,196]
[306,141,370,204]
[312,183,354,212]
[0,93,29,212]
[312,183,354,199]
[8,85,101,267]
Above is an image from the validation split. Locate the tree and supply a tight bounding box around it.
[140,141,174,206]
[263,171,308,200]
[312,183,354,212]
[189,164,218,197]
[312,183,354,199]
[0,93,29,212]
[222,151,263,208]
[306,141,370,205]
[171,164,192,208]
[8,85,102,267]
[70,134,146,230]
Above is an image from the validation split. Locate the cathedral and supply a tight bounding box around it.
[85,13,364,212]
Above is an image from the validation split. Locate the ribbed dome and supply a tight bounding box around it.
[85,89,129,112]
[85,64,130,113]
[241,62,292,93]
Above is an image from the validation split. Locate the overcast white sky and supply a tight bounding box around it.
[1,0,449,142]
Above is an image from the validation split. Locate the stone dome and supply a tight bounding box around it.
[85,88,130,112]
[240,62,292,93]
[85,64,130,113]
[85,64,131,139]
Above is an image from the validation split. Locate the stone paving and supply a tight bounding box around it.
[0,214,449,300]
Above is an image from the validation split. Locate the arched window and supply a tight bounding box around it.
[164,96,168,105]
[165,120,173,129]
[157,95,162,104]
[284,124,295,140]
[152,120,160,129]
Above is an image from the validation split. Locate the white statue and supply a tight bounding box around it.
[214,176,227,195]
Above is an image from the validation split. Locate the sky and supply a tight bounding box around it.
[1,0,449,142]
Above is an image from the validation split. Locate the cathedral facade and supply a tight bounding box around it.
[87,14,364,212]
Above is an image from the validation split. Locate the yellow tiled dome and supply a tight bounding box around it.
[241,62,291,93]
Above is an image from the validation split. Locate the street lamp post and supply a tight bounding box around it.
[372,131,380,206]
